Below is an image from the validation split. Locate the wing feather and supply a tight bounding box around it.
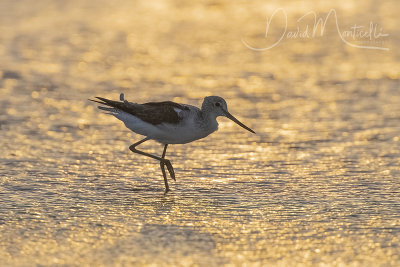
[89,97,188,125]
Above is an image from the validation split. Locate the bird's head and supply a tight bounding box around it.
[202,96,255,134]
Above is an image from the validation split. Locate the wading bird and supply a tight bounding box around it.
[90,93,255,193]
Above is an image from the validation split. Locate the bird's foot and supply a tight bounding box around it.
[162,159,176,181]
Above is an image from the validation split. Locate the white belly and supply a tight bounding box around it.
[115,111,218,144]
[150,121,218,144]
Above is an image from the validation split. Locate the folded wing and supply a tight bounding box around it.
[90,96,189,125]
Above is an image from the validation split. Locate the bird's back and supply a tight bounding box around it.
[93,97,189,125]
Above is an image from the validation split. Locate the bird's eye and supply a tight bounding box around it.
[215,102,221,107]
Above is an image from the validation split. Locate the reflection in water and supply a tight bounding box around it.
[0,0,400,266]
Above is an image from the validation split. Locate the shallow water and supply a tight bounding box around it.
[1,0,400,266]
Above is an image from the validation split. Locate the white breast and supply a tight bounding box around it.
[150,109,218,144]
[112,105,218,144]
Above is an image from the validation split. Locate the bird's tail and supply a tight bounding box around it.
[97,106,117,115]
[88,93,126,115]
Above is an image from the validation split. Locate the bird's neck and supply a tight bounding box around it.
[200,109,219,132]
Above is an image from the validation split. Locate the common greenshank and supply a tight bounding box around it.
[90,93,255,193]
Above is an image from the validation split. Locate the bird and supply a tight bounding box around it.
[89,93,255,193]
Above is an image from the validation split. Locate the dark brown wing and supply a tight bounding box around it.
[144,101,189,110]
[90,97,188,125]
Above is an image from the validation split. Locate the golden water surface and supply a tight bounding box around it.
[0,0,399,266]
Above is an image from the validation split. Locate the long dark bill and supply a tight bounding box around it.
[222,110,256,134]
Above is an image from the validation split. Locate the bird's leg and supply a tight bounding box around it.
[129,138,167,162]
[161,144,176,182]
[160,145,170,193]
[129,138,175,192]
